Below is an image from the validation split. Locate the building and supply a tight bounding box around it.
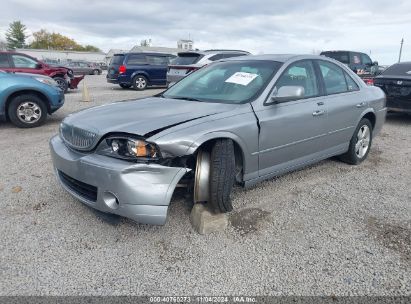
[15,48,106,63]
[129,45,180,54]
[177,39,194,51]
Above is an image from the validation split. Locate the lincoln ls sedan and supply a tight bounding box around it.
[50,54,386,225]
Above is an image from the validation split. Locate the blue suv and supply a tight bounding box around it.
[0,71,64,128]
[107,52,175,90]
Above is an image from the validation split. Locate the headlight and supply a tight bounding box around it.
[35,77,59,87]
[96,135,161,162]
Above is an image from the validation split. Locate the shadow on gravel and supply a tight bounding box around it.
[230,208,271,235]
[367,217,411,262]
[89,207,121,226]
[386,113,411,124]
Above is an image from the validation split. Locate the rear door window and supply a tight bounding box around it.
[317,60,348,95]
[126,54,147,65]
[146,55,169,65]
[322,52,349,64]
[350,53,362,65]
[344,72,360,91]
[0,54,10,67]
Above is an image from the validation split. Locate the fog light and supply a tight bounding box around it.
[102,191,119,209]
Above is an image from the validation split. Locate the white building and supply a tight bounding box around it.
[15,48,106,63]
[177,39,194,50]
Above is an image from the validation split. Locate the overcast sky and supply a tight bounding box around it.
[1,0,410,64]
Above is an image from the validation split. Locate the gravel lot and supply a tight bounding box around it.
[0,74,410,296]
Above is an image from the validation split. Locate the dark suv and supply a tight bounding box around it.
[107,52,175,90]
[0,51,81,92]
[320,50,381,74]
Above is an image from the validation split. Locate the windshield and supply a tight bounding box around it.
[382,63,411,76]
[163,60,282,104]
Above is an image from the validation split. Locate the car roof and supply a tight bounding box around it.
[222,54,310,63]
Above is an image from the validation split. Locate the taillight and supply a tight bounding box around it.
[119,65,126,74]
[363,78,374,86]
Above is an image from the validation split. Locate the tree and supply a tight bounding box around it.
[30,29,101,52]
[0,40,7,50]
[5,21,28,49]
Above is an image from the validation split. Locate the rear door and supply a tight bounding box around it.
[315,59,364,148]
[145,55,169,84]
[108,54,125,79]
[255,59,329,177]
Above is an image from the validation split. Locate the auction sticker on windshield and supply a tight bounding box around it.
[225,72,258,86]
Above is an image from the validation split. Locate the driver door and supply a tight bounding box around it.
[255,60,329,178]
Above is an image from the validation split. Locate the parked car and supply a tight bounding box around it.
[0,71,64,128]
[374,62,411,113]
[65,61,102,75]
[50,54,386,225]
[107,52,176,90]
[167,49,250,84]
[0,51,82,92]
[320,50,384,85]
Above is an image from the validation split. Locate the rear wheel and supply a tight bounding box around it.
[53,76,68,93]
[340,118,373,165]
[7,94,47,128]
[132,75,148,90]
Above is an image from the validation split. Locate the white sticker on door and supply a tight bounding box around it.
[225,72,258,86]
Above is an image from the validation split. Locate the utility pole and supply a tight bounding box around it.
[398,38,404,63]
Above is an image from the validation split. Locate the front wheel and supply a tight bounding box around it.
[209,139,236,213]
[340,118,373,165]
[7,94,47,128]
[132,75,148,90]
[53,76,68,93]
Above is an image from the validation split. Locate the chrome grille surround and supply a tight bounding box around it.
[59,123,97,151]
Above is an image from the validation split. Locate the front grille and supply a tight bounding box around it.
[60,123,97,150]
[58,170,98,202]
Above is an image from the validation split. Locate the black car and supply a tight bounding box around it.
[374,62,411,114]
[320,50,381,75]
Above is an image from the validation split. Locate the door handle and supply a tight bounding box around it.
[312,110,325,116]
[356,102,367,108]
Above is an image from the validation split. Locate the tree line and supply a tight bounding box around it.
[3,20,101,52]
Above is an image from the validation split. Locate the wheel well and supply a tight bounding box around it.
[5,90,50,120]
[195,138,244,183]
[363,112,376,129]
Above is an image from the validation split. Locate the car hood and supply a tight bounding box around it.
[63,97,239,137]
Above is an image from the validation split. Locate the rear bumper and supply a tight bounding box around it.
[373,107,387,136]
[386,97,411,113]
[49,135,189,225]
[106,77,119,84]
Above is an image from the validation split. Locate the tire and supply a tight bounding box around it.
[132,75,148,90]
[53,76,68,93]
[339,118,373,165]
[7,94,47,128]
[119,84,131,89]
[93,69,99,75]
[209,139,236,213]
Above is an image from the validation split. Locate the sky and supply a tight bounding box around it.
[0,0,410,65]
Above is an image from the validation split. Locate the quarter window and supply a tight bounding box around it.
[274,60,319,98]
[318,61,349,95]
[12,55,38,68]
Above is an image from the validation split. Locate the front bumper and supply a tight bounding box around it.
[49,135,189,225]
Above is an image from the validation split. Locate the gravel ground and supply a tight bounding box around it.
[0,74,410,296]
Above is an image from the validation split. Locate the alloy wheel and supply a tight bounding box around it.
[17,102,42,124]
[355,125,371,158]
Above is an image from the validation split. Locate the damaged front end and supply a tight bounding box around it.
[50,134,190,225]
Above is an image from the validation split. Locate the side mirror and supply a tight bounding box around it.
[268,86,305,104]
[373,61,378,66]
[35,63,43,69]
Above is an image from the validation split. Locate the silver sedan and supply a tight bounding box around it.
[50,54,386,225]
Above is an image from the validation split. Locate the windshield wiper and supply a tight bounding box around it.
[171,96,204,102]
